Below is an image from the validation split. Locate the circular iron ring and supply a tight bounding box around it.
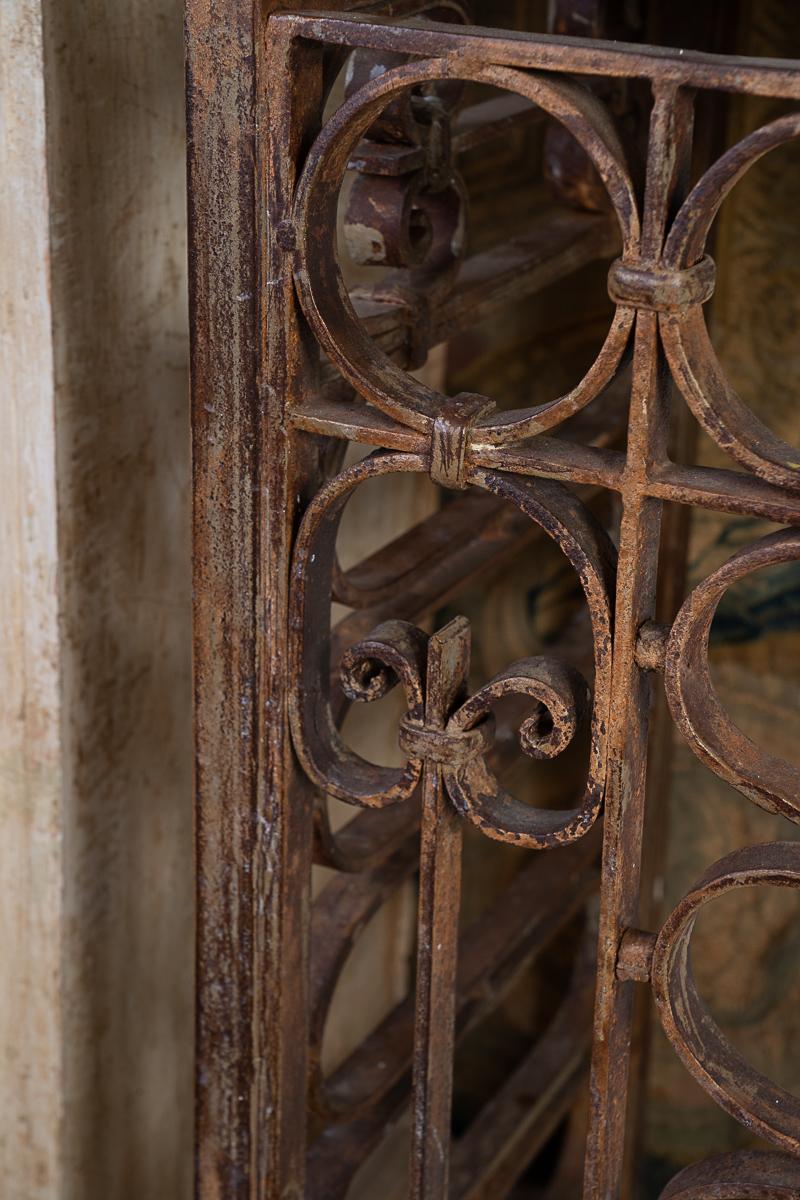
[293,57,639,443]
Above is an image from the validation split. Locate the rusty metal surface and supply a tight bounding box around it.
[189,2,800,1196]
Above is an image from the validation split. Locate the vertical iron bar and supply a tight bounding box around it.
[627,63,728,1186]
[410,617,471,1199]
[187,0,260,1194]
[584,81,696,1200]
[258,23,332,1199]
[621,80,700,1198]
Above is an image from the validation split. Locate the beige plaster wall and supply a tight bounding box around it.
[0,2,63,1195]
[2,0,193,1196]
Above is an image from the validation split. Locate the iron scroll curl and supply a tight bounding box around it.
[288,452,616,848]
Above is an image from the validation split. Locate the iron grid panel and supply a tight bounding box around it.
[199,10,800,1199]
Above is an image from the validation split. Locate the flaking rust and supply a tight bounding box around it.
[190,2,800,1196]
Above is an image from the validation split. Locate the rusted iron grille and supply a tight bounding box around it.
[203,10,800,1199]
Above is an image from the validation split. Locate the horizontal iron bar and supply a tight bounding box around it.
[650,460,800,526]
[294,398,800,525]
[474,437,627,490]
[276,12,800,99]
[293,391,426,448]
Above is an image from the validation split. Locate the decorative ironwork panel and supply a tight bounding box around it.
[190,5,800,1197]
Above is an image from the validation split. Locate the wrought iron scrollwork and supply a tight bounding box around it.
[260,11,800,1197]
[290,453,615,846]
[665,528,800,822]
[662,113,800,489]
[651,843,800,1154]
